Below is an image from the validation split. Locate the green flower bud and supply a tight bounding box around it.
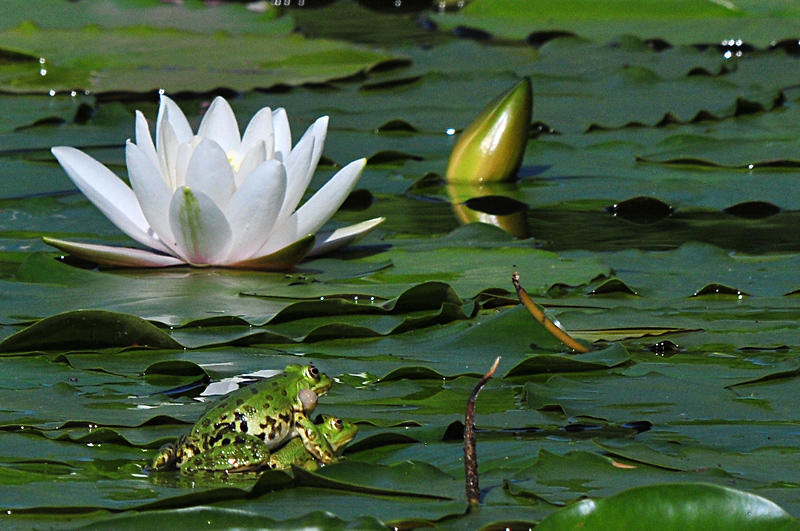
[445,77,532,184]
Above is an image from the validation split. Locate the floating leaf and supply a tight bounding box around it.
[535,482,800,531]
[0,23,402,94]
[506,342,629,377]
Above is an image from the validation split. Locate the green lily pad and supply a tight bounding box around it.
[0,22,403,94]
[535,482,800,531]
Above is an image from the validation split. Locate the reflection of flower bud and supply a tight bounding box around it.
[447,184,531,238]
[445,77,532,184]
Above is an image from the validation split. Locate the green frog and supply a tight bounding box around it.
[267,414,358,471]
[150,364,336,474]
[183,414,358,474]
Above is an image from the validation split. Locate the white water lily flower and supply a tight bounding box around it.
[47,95,384,269]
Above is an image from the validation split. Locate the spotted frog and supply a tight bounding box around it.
[185,414,358,474]
[267,414,357,471]
[150,364,336,474]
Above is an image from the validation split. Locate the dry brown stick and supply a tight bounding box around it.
[512,271,591,353]
[464,356,501,506]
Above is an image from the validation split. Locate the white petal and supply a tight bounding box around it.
[272,108,291,162]
[174,141,194,189]
[307,116,328,178]
[274,129,315,226]
[197,96,241,155]
[235,140,266,188]
[157,95,193,143]
[223,160,287,262]
[51,146,159,250]
[134,110,160,176]
[307,217,385,257]
[169,187,233,265]
[156,118,180,189]
[280,116,328,222]
[294,158,366,235]
[240,106,274,157]
[43,237,185,268]
[184,138,237,210]
[226,234,315,271]
[261,158,366,254]
[125,140,181,258]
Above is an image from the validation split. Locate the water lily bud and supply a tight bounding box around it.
[445,77,532,184]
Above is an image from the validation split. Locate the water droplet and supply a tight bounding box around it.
[39,57,45,64]
[39,68,47,76]
[446,128,456,135]
[48,89,55,96]
[70,91,76,97]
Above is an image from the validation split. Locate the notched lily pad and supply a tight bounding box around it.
[505,342,629,377]
[0,23,403,94]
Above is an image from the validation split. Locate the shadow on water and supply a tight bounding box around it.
[529,206,800,254]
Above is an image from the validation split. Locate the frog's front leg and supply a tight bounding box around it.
[294,412,336,465]
[180,433,272,475]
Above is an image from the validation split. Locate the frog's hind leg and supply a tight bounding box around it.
[180,433,272,475]
[148,442,179,471]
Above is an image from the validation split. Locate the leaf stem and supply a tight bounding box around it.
[512,271,591,353]
[464,356,501,506]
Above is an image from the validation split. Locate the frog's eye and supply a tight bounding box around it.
[332,418,344,430]
[307,365,320,380]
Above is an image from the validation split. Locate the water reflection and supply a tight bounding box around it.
[447,183,531,238]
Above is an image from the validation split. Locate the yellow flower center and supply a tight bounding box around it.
[227,150,242,172]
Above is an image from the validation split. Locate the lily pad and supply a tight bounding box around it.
[0,23,403,94]
[535,482,800,531]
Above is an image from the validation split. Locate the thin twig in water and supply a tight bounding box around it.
[464,356,501,505]
[512,271,591,353]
